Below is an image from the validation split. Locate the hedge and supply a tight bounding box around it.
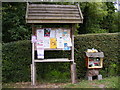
[2,33,119,83]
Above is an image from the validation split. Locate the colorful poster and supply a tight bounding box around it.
[36,40,44,59]
[44,37,50,48]
[50,29,56,38]
[63,29,70,41]
[44,28,51,37]
[50,38,57,48]
[57,37,64,48]
[64,43,71,50]
[36,29,44,40]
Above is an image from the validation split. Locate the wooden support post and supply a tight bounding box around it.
[71,24,75,63]
[71,63,77,84]
[70,24,77,84]
[31,64,33,85]
[32,43,36,86]
[31,24,36,86]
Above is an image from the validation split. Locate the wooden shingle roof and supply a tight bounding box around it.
[26,3,83,23]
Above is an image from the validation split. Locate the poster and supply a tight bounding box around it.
[57,37,64,48]
[50,29,56,38]
[36,29,44,40]
[67,37,72,47]
[50,38,57,48]
[56,28,63,38]
[36,40,44,59]
[44,37,50,48]
[64,43,71,50]
[31,35,37,43]
[44,28,51,37]
[63,29,70,41]
[36,40,44,48]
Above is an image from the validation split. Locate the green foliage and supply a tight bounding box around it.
[45,70,70,82]
[2,33,119,82]
[101,2,120,33]
[2,40,71,83]
[2,40,32,82]
[79,2,108,34]
[2,2,31,43]
[79,2,119,34]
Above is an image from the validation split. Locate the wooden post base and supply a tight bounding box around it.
[98,74,102,80]
[86,69,102,81]
[87,75,102,81]
[71,63,77,84]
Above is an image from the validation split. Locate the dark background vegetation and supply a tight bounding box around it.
[2,2,120,43]
[2,2,119,83]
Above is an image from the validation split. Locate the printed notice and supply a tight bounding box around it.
[31,35,37,43]
[36,29,44,40]
[63,29,70,41]
[36,40,44,59]
[50,29,56,38]
[50,38,57,49]
[64,43,71,50]
[37,48,44,59]
[44,37,50,48]
[44,28,51,37]
[67,37,72,47]
[56,28,63,38]
[57,37,64,48]
[36,40,44,48]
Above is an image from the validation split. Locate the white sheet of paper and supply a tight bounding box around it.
[67,37,72,47]
[36,29,44,40]
[50,29,56,38]
[56,29,63,38]
[37,48,44,59]
[44,37,50,48]
[36,40,44,48]
[31,35,37,43]
[36,40,44,59]
[57,37,64,48]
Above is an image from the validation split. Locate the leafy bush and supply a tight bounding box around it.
[2,33,119,83]
[2,40,31,82]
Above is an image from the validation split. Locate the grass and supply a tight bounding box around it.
[2,76,119,88]
[63,76,119,88]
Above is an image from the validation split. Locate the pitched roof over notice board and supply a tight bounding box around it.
[26,3,83,23]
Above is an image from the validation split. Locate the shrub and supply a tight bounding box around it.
[2,33,119,82]
[2,40,31,82]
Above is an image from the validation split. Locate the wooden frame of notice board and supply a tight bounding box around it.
[31,24,76,86]
[34,28,72,50]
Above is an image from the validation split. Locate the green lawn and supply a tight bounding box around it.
[63,76,119,88]
[3,76,119,88]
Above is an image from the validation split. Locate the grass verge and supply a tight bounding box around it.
[2,76,119,88]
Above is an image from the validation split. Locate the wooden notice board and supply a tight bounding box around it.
[34,28,72,51]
